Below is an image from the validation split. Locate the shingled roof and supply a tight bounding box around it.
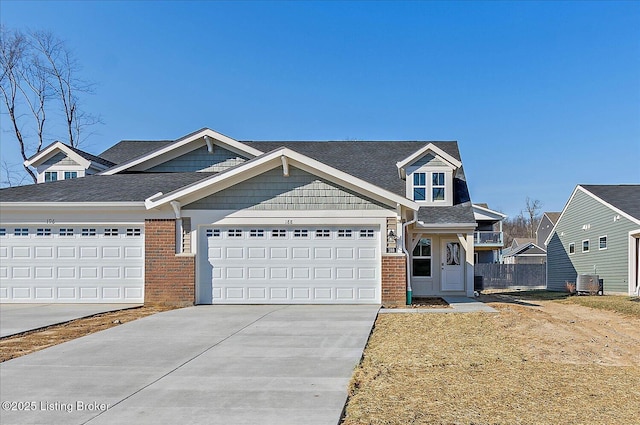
[581,185,640,220]
[99,141,174,165]
[0,173,214,202]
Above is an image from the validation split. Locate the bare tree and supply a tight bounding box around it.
[524,197,543,239]
[0,27,100,185]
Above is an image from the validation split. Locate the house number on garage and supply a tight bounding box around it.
[285,220,293,224]
[46,218,56,224]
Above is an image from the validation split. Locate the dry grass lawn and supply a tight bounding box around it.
[342,293,640,424]
[0,305,176,362]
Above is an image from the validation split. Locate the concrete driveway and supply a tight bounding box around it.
[0,305,379,425]
[0,304,142,337]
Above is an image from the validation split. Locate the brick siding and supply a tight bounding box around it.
[145,219,195,306]
[381,255,407,306]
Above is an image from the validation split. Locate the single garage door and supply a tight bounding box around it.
[0,225,144,303]
[203,226,380,304]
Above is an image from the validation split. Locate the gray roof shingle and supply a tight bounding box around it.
[99,141,174,165]
[581,185,640,220]
[0,173,214,202]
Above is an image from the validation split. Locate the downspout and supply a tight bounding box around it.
[401,210,417,305]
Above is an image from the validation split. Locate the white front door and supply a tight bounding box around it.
[441,239,464,291]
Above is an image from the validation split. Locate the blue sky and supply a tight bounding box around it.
[1,1,639,218]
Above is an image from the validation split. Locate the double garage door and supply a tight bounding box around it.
[0,225,144,303]
[203,225,381,304]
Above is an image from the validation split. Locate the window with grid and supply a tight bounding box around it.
[271,229,287,238]
[105,228,119,237]
[413,172,426,201]
[59,228,74,236]
[432,172,445,201]
[126,228,141,237]
[599,236,607,250]
[0,228,6,237]
[14,228,28,236]
[228,229,243,237]
[338,229,353,238]
[37,228,52,236]
[582,240,589,252]
[44,171,57,182]
[293,229,309,238]
[359,229,375,238]
[412,238,432,277]
[82,228,96,236]
[206,229,221,238]
[315,229,331,238]
[64,171,78,179]
[250,229,265,238]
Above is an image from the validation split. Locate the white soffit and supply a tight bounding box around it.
[145,148,418,211]
[100,128,265,175]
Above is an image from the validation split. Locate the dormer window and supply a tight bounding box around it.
[45,171,58,182]
[413,173,427,200]
[432,172,445,201]
[408,169,452,204]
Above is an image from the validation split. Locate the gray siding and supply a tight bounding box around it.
[547,189,635,292]
[412,153,446,167]
[43,152,80,166]
[184,166,390,211]
[147,146,248,172]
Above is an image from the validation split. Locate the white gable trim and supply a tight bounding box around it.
[544,185,640,246]
[101,128,265,175]
[144,148,418,211]
[396,143,462,179]
[473,204,507,220]
[24,142,92,169]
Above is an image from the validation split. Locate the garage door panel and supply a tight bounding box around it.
[203,225,380,304]
[0,226,144,303]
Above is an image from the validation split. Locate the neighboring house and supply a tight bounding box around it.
[501,238,546,264]
[546,185,640,296]
[472,203,506,263]
[23,141,115,183]
[0,128,478,306]
[536,212,560,249]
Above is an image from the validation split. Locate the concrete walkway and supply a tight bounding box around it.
[380,296,497,314]
[0,304,142,337]
[0,305,378,425]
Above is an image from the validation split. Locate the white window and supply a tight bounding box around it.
[315,229,331,238]
[582,240,589,252]
[338,229,353,238]
[412,238,432,277]
[271,229,287,238]
[64,171,78,179]
[359,229,375,238]
[250,229,265,238]
[228,229,243,238]
[44,171,57,182]
[126,228,141,237]
[0,228,5,236]
[413,172,426,201]
[14,228,28,236]
[59,228,74,236]
[569,243,575,254]
[432,172,445,201]
[105,228,119,237]
[599,236,607,250]
[82,228,96,236]
[206,229,221,238]
[37,228,52,236]
[293,229,309,238]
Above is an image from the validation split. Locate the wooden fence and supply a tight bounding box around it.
[474,264,546,290]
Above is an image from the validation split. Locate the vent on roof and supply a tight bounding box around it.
[576,274,603,295]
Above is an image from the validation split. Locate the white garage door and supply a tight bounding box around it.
[0,225,144,303]
[202,226,380,304]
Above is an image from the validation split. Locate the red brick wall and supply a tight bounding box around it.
[381,255,407,306]
[145,219,195,306]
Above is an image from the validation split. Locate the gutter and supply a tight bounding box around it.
[401,210,418,305]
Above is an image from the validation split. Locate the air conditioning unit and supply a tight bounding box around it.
[576,274,603,295]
